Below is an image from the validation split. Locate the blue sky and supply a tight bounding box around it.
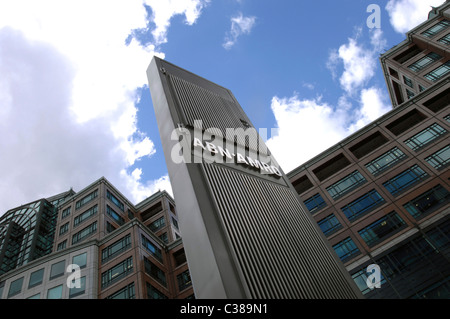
[0,0,446,215]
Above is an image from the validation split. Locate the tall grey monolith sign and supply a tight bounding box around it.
[147,57,362,299]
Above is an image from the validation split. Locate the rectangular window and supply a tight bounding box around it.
[106,205,125,226]
[403,75,413,88]
[352,268,386,295]
[59,222,69,236]
[7,277,23,298]
[141,235,163,263]
[393,45,421,64]
[146,283,167,299]
[419,84,427,92]
[106,283,136,299]
[403,184,450,219]
[72,252,87,269]
[61,207,71,219]
[406,89,415,99]
[318,214,342,236]
[341,190,385,222]
[47,285,63,299]
[177,269,192,291]
[303,193,327,214]
[69,276,86,298]
[75,189,98,210]
[365,147,407,176]
[107,190,124,211]
[424,60,450,82]
[72,221,97,245]
[56,240,67,251]
[422,87,450,113]
[144,257,167,287]
[326,170,366,200]
[382,164,428,196]
[159,233,168,244]
[74,205,97,227]
[106,222,116,233]
[438,32,450,45]
[101,234,131,263]
[421,19,450,38]
[313,153,351,181]
[404,123,447,151]
[50,260,65,280]
[358,211,406,247]
[386,109,427,136]
[101,256,133,288]
[28,268,44,288]
[425,144,450,170]
[148,216,166,232]
[407,52,442,72]
[332,237,360,262]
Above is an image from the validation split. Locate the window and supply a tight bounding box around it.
[326,171,366,200]
[341,190,385,222]
[61,207,71,219]
[106,283,135,299]
[403,184,450,219]
[291,175,313,194]
[421,19,450,38]
[404,123,447,151]
[107,190,124,211]
[419,84,427,92]
[75,189,98,210]
[106,205,125,226]
[146,283,167,299]
[101,234,131,263]
[159,233,168,244]
[172,217,179,229]
[59,222,69,235]
[424,60,450,82]
[386,109,427,136]
[57,240,67,251]
[173,249,187,267]
[7,277,23,298]
[69,276,86,298]
[358,212,406,247]
[27,293,40,299]
[144,257,167,287]
[101,256,133,288]
[303,193,327,214]
[406,89,415,99]
[422,87,450,113]
[50,260,65,280]
[72,221,97,245]
[407,52,442,72]
[106,222,116,233]
[332,237,360,262]
[425,144,450,170]
[393,45,421,64]
[438,33,450,45]
[28,268,44,288]
[352,268,386,295]
[365,147,406,176]
[142,235,163,263]
[403,75,413,88]
[72,252,87,269]
[382,165,428,196]
[349,132,389,159]
[318,214,342,236]
[47,285,63,299]
[177,269,192,291]
[313,154,351,181]
[149,216,165,232]
[74,205,97,227]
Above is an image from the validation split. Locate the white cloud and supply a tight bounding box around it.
[386,0,447,34]
[0,1,206,215]
[223,13,256,50]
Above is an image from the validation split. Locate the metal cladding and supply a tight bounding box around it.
[147,57,363,299]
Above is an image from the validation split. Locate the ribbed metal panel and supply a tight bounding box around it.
[202,163,358,299]
[169,74,262,153]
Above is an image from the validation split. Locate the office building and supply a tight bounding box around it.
[0,177,193,299]
[287,1,450,299]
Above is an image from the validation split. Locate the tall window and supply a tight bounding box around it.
[421,19,450,38]
[61,207,71,219]
[425,144,450,170]
[365,147,406,176]
[382,165,428,196]
[177,270,192,291]
[144,257,167,287]
[424,60,450,82]
[407,52,441,72]
[332,237,360,262]
[106,205,125,226]
[107,190,124,211]
[303,193,327,214]
[403,184,449,219]
[101,257,133,288]
[141,235,163,263]
[358,212,406,247]
[318,214,342,236]
[28,268,44,289]
[341,190,385,222]
[326,171,366,200]
[59,222,69,236]
[404,123,447,151]
[7,277,23,298]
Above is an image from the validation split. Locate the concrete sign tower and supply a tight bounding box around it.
[147,57,362,299]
